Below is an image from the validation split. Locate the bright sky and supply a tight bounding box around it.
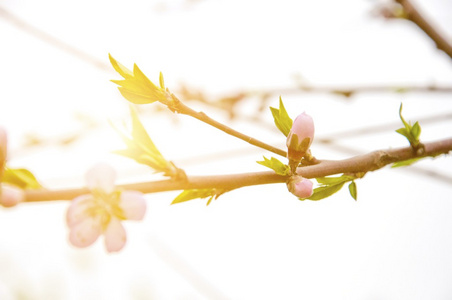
[0,0,452,299]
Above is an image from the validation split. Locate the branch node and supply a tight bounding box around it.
[415,143,425,156]
[375,150,397,169]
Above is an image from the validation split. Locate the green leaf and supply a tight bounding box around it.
[306,182,347,201]
[269,97,293,137]
[133,64,159,92]
[256,156,290,176]
[112,106,180,177]
[395,127,410,139]
[301,175,355,201]
[396,103,422,147]
[109,55,167,105]
[171,188,224,205]
[398,103,410,129]
[348,181,357,201]
[159,72,165,89]
[109,54,133,78]
[117,88,156,104]
[315,175,354,185]
[3,168,42,189]
[391,157,422,168]
[411,121,421,140]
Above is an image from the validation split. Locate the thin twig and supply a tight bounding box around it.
[24,137,452,202]
[170,97,288,157]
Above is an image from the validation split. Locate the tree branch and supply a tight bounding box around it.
[23,137,452,202]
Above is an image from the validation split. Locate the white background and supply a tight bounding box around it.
[0,0,452,299]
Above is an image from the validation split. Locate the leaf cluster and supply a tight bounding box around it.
[393,103,424,168]
[109,54,168,105]
[269,97,293,137]
[256,156,290,176]
[396,103,421,148]
[113,106,182,178]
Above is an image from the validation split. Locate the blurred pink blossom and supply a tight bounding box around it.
[66,163,146,253]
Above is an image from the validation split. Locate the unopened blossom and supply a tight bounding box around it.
[66,164,146,253]
[286,112,315,163]
[286,175,313,199]
[0,127,25,207]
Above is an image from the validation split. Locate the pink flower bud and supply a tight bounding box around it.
[0,184,25,207]
[286,175,313,199]
[286,112,314,162]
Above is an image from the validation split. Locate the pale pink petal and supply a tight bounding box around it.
[290,112,315,144]
[69,216,102,248]
[0,184,24,207]
[66,194,93,227]
[104,217,127,253]
[85,163,117,193]
[120,191,146,220]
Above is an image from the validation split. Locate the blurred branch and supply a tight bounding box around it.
[391,0,452,60]
[0,6,110,71]
[181,84,452,103]
[250,84,452,97]
[179,84,452,120]
[317,111,452,142]
[3,3,451,123]
[24,137,452,202]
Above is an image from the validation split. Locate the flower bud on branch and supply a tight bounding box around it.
[286,112,315,173]
[286,175,313,199]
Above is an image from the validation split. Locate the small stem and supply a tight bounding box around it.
[170,95,287,157]
[23,137,452,202]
